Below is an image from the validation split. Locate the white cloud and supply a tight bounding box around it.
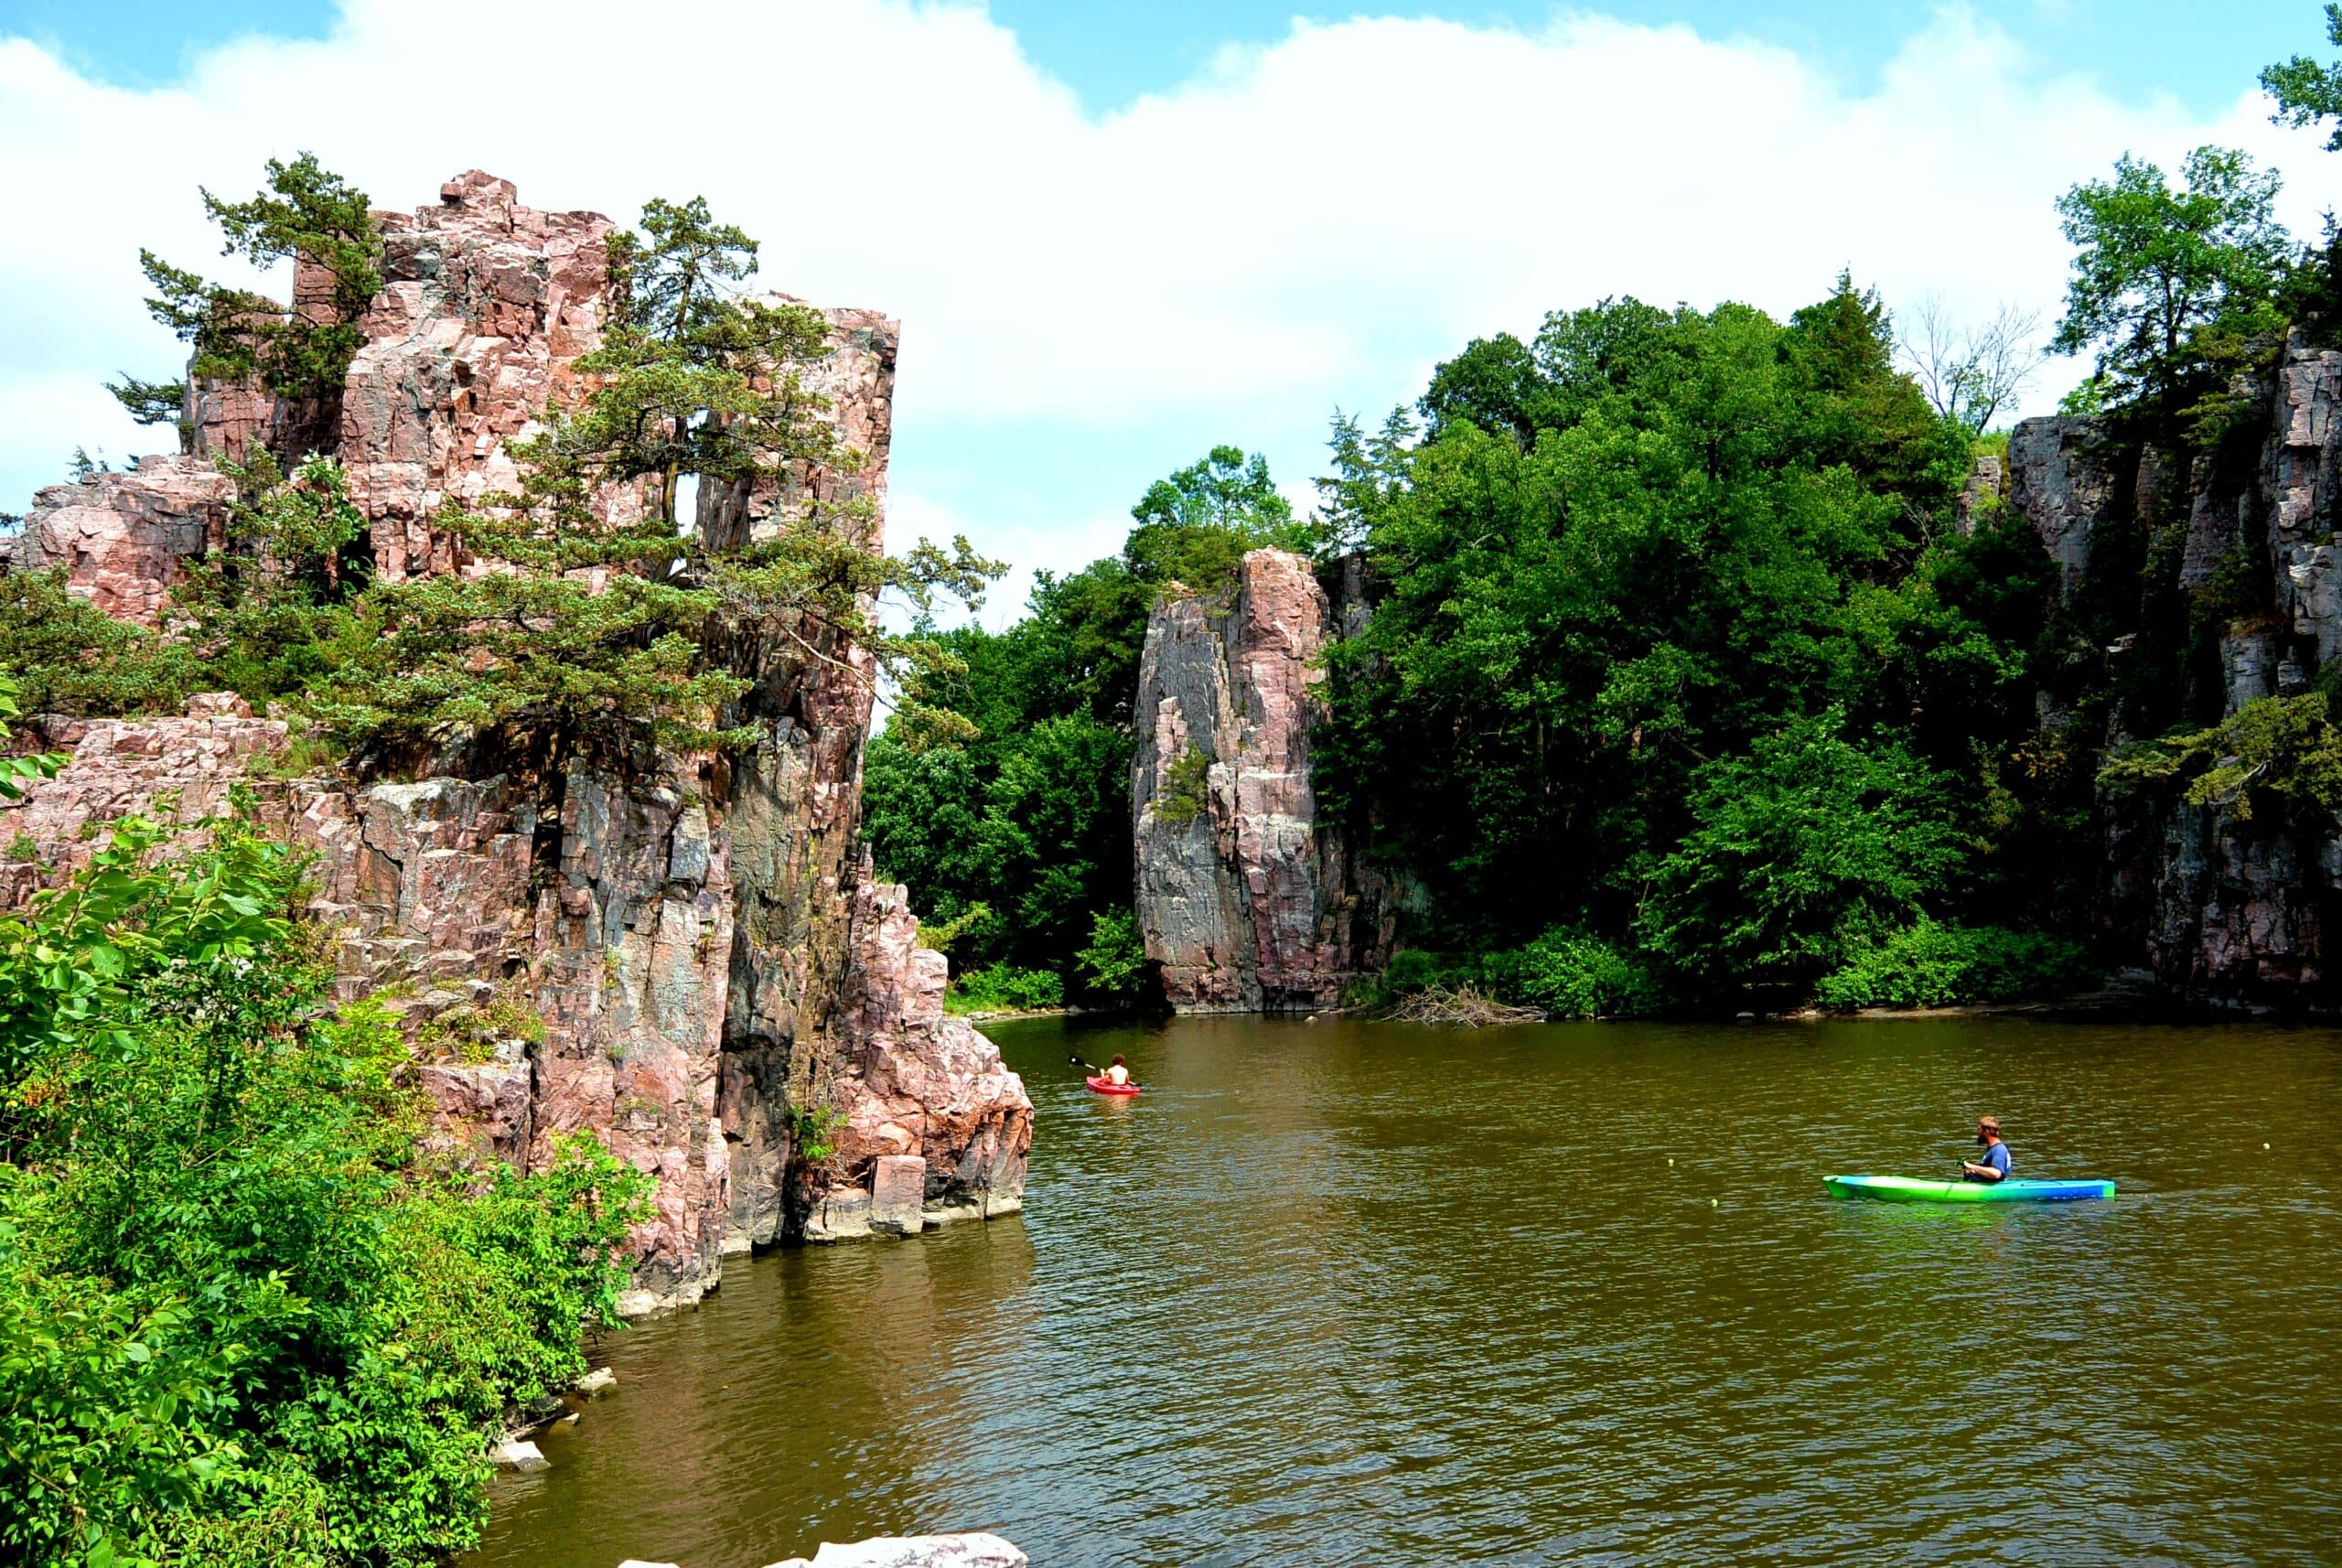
[1,1,2330,560]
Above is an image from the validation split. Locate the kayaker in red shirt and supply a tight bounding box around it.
[1960,1116,2011,1183]
[1104,1054,1131,1088]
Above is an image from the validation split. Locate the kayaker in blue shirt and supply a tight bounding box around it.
[1960,1115,2010,1183]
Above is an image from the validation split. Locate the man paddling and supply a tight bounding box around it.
[1960,1116,2010,1183]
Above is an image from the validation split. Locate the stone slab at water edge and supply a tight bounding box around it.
[617,1534,1027,1568]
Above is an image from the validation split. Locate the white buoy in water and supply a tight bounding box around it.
[1667,1157,1674,1167]
[2263,1142,2272,1151]
[1709,1197,1719,1208]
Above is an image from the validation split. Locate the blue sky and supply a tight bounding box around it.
[0,1,2313,115]
[2,2,2333,619]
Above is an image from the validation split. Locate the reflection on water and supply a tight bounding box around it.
[472,1016,2342,1567]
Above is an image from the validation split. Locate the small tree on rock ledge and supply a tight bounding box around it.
[314,195,997,761]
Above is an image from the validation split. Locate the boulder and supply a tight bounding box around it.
[760,1535,1028,1568]
[11,456,232,627]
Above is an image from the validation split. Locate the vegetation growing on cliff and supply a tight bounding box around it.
[11,160,1002,767]
[0,800,650,1568]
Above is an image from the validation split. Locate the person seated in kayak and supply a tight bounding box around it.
[1103,1054,1132,1088]
[1960,1116,2010,1183]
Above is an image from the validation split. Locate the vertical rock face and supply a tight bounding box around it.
[2264,337,2342,663]
[338,171,633,581]
[2006,415,2122,604]
[1132,549,1396,1011]
[188,257,349,464]
[697,295,899,553]
[2011,333,2342,1006]
[13,456,231,626]
[2,169,1029,1307]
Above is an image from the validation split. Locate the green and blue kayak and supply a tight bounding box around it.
[1824,1174,2115,1203]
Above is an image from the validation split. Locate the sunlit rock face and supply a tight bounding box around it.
[12,456,231,627]
[0,170,1020,1310]
[338,170,639,582]
[1132,548,1399,1012]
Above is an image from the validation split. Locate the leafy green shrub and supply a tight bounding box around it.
[945,963,1065,1014]
[0,811,652,1567]
[1817,918,2092,1009]
[1482,929,1659,1018]
[1073,908,1151,1007]
[1153,745,1213,826]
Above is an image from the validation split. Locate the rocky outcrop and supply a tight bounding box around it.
[806,873,1030,1240]
[339,171,635,581]
[1132,548,1397,1010]
[697,296,898,553]
[12,456,231,625]
[2007,415,2122,604]
[2,169,1027,1310]
[2013,332,2342,1005]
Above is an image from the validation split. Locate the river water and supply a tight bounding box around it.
[471,1015,2342,1566]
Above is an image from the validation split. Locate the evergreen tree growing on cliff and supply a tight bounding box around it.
[115,154,383,446]
[315,196,996,758]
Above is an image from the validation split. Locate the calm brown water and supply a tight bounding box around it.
[471,1016,2342,1567]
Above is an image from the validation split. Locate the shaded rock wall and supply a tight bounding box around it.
[1,169,1028,1308]
[1132,548,1397,1011]
[2010,332,2342,1004]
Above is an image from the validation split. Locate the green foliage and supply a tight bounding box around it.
[2100,693,2342,821]
[0,452,370,725]
[132,154,382,405]
[783,1104,843,1165]
[414,987,548,1066]
[1640,713,1963,991]
[2261,4,2342,152]
[1480,929,1658,1018]
[914,901,992,953]
[1073,909,1151,1008]
[0,678,65,804]
[105,375,190,451]
[1153,745,1213,825]
[1816,918,2092,1009]
[306,193,998,758]
[944,963,1066,1015]
[2050,146,2290,413]
[1125,445,1310,595]
[0,816,651,1566]
[1315,287,1978,972]
[0,569,208,717]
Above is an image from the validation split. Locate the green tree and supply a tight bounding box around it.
[2262,4,2342,150]
[312,195,996,757]
[2049,146,2290,405]
[1124,445,1305,590]
[121,154,382,439]
[1640,712,1963,991]
[0,812,651,1566]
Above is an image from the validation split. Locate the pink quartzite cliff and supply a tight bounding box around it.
[0,172,1028,1312]
[1131,549,1398,1010]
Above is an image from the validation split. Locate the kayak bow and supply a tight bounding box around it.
[1824,1174,2114,1202]
[1086,1075,1143,1097]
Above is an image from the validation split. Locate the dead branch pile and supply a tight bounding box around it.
[1382,984,1546,1026]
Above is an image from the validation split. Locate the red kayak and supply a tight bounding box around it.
[1086,1075,1143,1096]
